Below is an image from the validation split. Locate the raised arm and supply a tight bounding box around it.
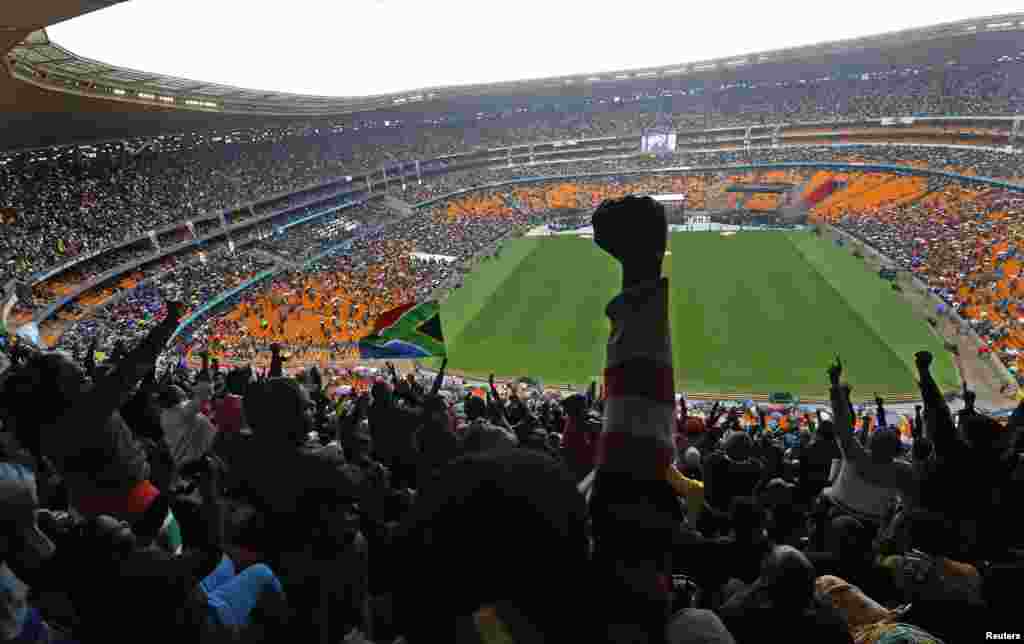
[84,336,98,378]
[488,373,500,402]
[197,350,210,383]
[914,351,958,456]
[962,380,976,415]
[269,343,285,378]
[911,404,932,462]
[591,196,675,479]
[828,356,867,462]
[588,195,678,635]
[875,394,887,429]
[63,301,182,433]
[430,357,448,397]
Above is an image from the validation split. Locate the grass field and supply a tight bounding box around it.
[436,231,959,397]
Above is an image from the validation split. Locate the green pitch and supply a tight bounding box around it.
[435,231,958,397]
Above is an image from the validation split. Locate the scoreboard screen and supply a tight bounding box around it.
[641,132,677,155]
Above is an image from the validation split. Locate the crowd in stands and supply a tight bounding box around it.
[173,175,720,362]
[4,54,1023,288]
[52,249,278,360]
[2,198,1021,644]
[810,171,1024,382]
[256,201,392,262]
[180,201,531,363]
[22,143,1022,367]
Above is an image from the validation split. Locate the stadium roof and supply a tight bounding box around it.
[11,13,1024,116]
[1,9,1023,150]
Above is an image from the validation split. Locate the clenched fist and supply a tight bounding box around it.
[592,195,667,264]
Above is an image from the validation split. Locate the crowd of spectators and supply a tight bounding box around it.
[175,175,719,363]
[255,201,392,262]
[25,148,1021,362]
[811,172,1024,382]
[4,54,1022,288]
[53,250,277,360]
[1,198,1021,644]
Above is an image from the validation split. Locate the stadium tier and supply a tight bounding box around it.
[2,9,1024,644]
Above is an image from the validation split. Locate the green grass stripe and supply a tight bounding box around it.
[668,232,912,396]
[786,231,958,391]
[436,231,949,396]
[439,237,540,350]
[445,236,617,383]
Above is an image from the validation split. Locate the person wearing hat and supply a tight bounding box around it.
[0,463,57,644]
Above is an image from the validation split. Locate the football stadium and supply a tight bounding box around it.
[1,2,1023,642]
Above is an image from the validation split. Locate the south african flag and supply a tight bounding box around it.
[358,300,446,359]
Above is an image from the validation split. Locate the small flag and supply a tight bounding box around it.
[357,300,446,359]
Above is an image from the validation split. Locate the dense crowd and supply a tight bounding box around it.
[53,250,278,360]
[255,201,391,262]
[180,203,532,363]
[174,175,719,362]
[1,198,1021,644]
[811,172,1024,381]
[26,147,1022,365]
[3,53,1022,287]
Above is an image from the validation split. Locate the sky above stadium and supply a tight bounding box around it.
[48,1,1022,97]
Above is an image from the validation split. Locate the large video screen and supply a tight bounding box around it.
[641,132,677,155]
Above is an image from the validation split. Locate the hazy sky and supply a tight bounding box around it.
[47,1,1022,97]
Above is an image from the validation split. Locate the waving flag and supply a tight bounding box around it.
[358,300,446,359]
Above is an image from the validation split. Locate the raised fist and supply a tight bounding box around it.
[592,195,667,266]
[914,351,932,371]
[827,355,842,385]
